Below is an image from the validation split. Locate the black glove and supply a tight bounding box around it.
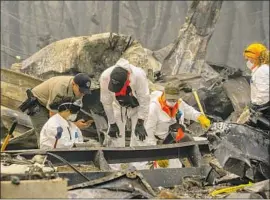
[108,123,120,138]
[169,123,185,132]
[135,119,148,141]
[27,105,40,116]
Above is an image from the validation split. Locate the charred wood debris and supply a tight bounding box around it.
[1,2,269,199]
[1,63,269,199]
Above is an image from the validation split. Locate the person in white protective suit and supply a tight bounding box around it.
[99,58,150,148]
[40,99,94,150]
[145,81,211,169]
[243,43,269,110]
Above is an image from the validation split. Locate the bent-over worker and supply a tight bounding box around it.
[20,73,93,146]
[99,58,150,147]
[145,81,211,168]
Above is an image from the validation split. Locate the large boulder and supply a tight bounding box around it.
[20,33,161,87]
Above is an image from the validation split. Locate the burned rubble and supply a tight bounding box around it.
[1,1,269,199]
[1,40,269,199]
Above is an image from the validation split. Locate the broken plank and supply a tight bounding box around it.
[4,141,209,166]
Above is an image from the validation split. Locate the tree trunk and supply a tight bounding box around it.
[97,1,105,32]
[111,1,120,33]
[1,33,9,67]
[1,1,8,67]
[63,1,77,36]
[58,1,66,38]
[26,1,32,54]
[125,1,142,40]
[261,1,269,46]
[70,1,79,30]
[7,1,21,66]
[221,1,236,65]
[153,1,173,50]
[32,2,40,51]
[32,2,39,36]
[78,1,87,35]
[152,2,165,38]
[143,1,156,47]
[161,1,223,76]
[259,1,266,42]
[39,1,53,35]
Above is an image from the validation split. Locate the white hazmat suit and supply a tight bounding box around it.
[100,58,150,147]
[145,90,202,169]
[146,91,201,141]
[40,113,84,150]
[250,64,269,105]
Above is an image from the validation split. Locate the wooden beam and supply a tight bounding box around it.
[1,178,68,198]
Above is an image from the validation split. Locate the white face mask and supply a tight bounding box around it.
[166,100,177,107]
[67,114,77,122]
[246,60,254,70]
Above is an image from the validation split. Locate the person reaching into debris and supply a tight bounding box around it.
[39,99,86,150]
[19,73,93,147]
[99,58,150,147]
[145,81,211,168]
[244,43,269,110]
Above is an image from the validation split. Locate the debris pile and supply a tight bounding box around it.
[1,147,269,199]
[1,1,269,198]
[1,34,269,199]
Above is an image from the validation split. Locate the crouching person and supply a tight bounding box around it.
[39,99,93,150]
[145,81,211,169]
[19,73,92,147]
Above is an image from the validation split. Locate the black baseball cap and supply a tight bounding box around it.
[108,67,128,93]
[73,73,91,94]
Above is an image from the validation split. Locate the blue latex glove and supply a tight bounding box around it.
[176,110,183,122]
[56,127,63,140]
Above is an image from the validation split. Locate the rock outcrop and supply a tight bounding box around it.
[20,33,161,87]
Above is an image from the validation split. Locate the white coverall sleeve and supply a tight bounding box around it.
[77,128,84,143]
[180,99,201,122]
[145,103,158,143]
[40,123,58,150]
[135,71,150,120]
[251,65,269,105]
[99,74,116,124]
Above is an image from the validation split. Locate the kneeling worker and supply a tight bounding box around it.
[145,81,211,168]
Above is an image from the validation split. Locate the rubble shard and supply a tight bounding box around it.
[208,123,270,182]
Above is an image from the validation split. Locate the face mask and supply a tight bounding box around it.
[246,60,254,70]
[166,100,177,107]
[67,114,77,122]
